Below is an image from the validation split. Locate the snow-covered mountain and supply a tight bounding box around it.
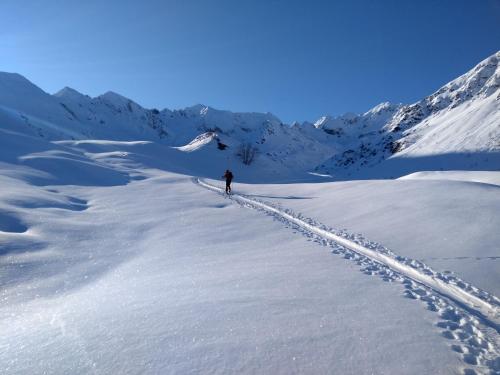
[0,72,337,181]
[1,51,498,181]
[1,53,499,375]
[314,51,500,178]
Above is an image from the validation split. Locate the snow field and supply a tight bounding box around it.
[1,171,464,375]
[1,50,499,374]
[198,179,500,374]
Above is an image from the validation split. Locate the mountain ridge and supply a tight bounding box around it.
[0,50,498,180]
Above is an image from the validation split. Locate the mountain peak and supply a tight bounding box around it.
[0,71,32,84]
[313,112,358,129]
[431,50,500,105]
[54,86,87,100]
[97,91,144,111]
[365,102,400,115]
[0,71,47,96]
[313,115,332,128]
[185,104,210,115]
[99,90,131,103]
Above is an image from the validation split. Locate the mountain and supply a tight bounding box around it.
[0,73,335,181]
[1,54,499,375]
[314,51,500,178]
[0,51,498,181]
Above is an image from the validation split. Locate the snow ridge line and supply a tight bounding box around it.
[196,179,499,331]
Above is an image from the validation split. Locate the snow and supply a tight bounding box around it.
[1,51,498,181]
[315,51,500,178]
[1,51,500,374]
[53,86,89,101]
[395,94,500,156]
[399,170,500,187]
[174,132,218,152]
[0,152,461,375]
[229,178,500,298]
[0,129,498,373]
[199,179,498,326]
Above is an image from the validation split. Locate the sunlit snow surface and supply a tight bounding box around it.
[0,133,498,374]
[1,51,500,374]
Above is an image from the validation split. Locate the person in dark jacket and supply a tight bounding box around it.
[223,169,233,194]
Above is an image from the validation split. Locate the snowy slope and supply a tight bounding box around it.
[0,73,333,181]
[1,51,499,374]
[0,176,462,374]
[315,51,500,178]
[0,74,88,139]
[399,170,500,187]
[228,178,500,297]
[54,85,338,178]
[1,128,497,374]
[1,51,498,181]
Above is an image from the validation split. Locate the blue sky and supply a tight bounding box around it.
[1,0,499,123]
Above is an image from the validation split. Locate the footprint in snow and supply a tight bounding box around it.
[209,203,230,209]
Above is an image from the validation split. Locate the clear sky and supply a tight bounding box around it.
[1,0,499,123]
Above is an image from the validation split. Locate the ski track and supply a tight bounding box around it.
[196,178,500,375]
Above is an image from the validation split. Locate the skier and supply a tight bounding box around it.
[222,169,233,194]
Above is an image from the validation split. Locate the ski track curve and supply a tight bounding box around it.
[195,178,500,375]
